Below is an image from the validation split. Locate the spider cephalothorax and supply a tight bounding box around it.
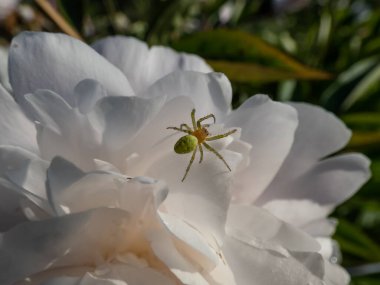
[167,109,237,181]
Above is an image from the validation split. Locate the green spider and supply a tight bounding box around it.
[167,109,237,182]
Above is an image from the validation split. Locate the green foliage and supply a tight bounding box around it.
[172,29,331,82]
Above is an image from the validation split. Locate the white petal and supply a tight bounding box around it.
[262,199,333,228]
[260,153,370,205]
[140,71,232,118]
[154,211,232,284]
[316,237,335,260]
[226,139,252,172]
[0,46,11,91]
[25,90,101,170]
[222,237,325,285]
[88,95,165,165]
[92,36,149,93]
[288,102,351,159]
[159,212,219,270]
[297,153,370,204]
[323,261,350,285]
[125,96,194,172]
[95,263,176,285]
[42,273,127,285]
[257,103,371,206]
[224,95,298,203]
[0,145,48,202]
[46,157,168,217]
[93,159,120,172]
[41,264,175,285]
[149,147,241,245]
[0,84,37,152]
[302,218,337,237]
[0,208,131,285]
[145,46,212,86]
[25,90,75,134]
[92,36,212,93]
[226,205,321,252]
[0,178,27,231]
[74,79,107,114]
[9,32,133,111]
[147,229,209,285]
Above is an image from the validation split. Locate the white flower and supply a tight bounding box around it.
[0,32,370,285]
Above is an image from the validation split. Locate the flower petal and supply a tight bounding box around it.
[74,79,107,114]
[224,95,298,204]
[158,212,219,270]
[0,178,28,231]
[0,145,48,202]
[226,205,321,253]
[288,102,352,159]
[0,84,37,152]
[9,32,133,110]
[0,46,11,91]
[46,157,168,218]
[95,264,176,285]
[257,103,371,206]
[44,264,176,285]
[124,96,194,171]
[25,90,100,171]
[262,199,333,228]
[147,229,209,285]
[222,237,325,285]
[147,217,229,285]
[140,71,232,118]
[92,36,148,93]
[149,148,242,245]
[302,219,337,237]
[0,208,131,285]
[92,36,212,93]
[88,95,166,163]
[259,153,370,205]
[42,273,127,285]
[324,261,350,285]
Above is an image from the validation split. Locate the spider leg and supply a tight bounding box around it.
[167,127,191,134]
[197,114,216,129]
[182,146,197,182]
[198,144,204,163]
[180,123,192,132]
[203,142,231,171]
[205,129,237,141]
[191,109,197,130]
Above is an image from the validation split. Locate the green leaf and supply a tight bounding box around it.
[343,64,380,110]
[335,220,380,262]
[348,131,380,149]
[172,29,331,82]
[321,57,380,111]
[207,60,330,83]
[342,113,380,127]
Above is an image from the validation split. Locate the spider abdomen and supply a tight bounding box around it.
[174,135,198,154]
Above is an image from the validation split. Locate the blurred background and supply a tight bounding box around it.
[1,0,380,283]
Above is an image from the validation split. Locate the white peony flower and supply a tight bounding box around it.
[0,32,370,285]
